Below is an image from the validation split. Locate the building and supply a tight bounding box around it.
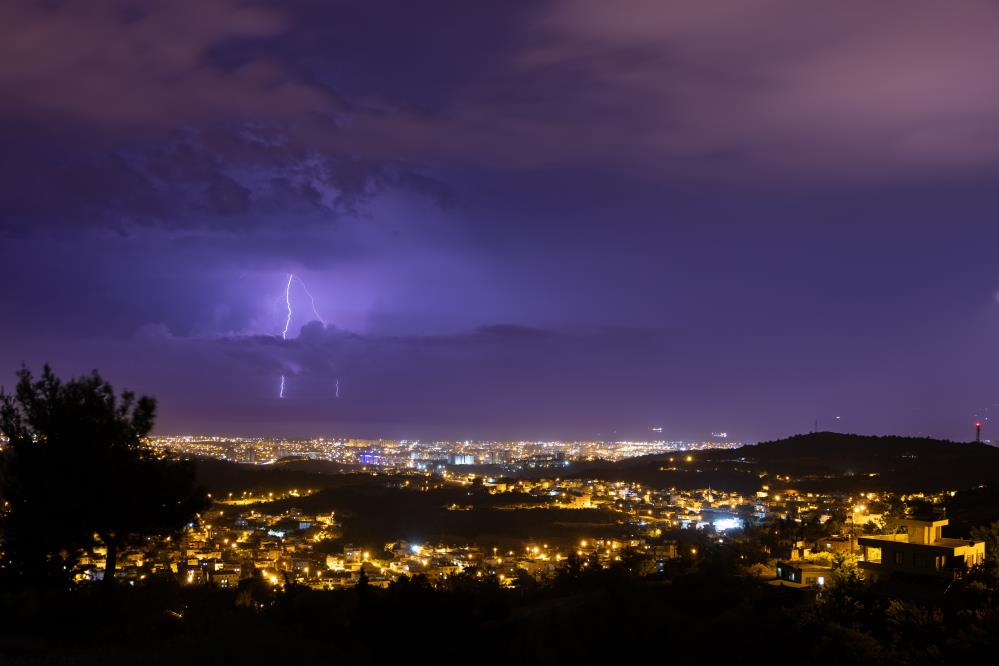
[816,535,854,555]
[774,561,831,588]
[858,518,986,580]
[208,568,243,588]
[772,539,813,561]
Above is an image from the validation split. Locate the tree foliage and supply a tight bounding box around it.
[971,521,999,570]
[0,366,208,586]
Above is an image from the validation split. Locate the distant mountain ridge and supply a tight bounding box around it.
[735,431,999,469]
[565,432,999,493]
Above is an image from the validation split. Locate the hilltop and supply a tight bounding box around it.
[566,432,999,493]
[737,431,997,471]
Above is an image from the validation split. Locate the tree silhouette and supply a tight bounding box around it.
[971,521,999,570]
[0,366,208,587]
[356,567,370,590]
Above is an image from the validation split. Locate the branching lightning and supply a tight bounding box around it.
[297,277,325,326]
[282,273,294,341]
[277,273,339,400]
[280,273,294,398]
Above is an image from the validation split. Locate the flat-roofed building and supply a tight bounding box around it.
[773,561,831,588]
[858,518,985,580]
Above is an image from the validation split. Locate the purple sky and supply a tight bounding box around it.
[3,0,999,441]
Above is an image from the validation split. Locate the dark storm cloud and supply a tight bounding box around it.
[3,1,999,440]
[0,124,451,235]
[0,0,451,236]
[216,322,563,379]
[342,0,999,181]
[0,0,324,127]
[4,0,999,237]
[154,322,678,437]
[203,174,251,216]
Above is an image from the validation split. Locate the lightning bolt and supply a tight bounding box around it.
[279,273,294,399]
[277,273,339,399]
[296,276,325,326]
[282,273,294,340]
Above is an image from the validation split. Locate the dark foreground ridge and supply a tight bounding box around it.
[4,552,999,665]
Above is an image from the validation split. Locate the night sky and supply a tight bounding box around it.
[3,1,999,441]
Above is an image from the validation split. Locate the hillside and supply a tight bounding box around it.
[737,432,998,471]
[567,432,999,493]
[193,457,352,494]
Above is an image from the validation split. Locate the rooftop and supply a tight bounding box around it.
[858,535,979,549]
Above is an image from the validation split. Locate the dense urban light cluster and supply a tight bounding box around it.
[76,440,985,591]
[150,435,741,468]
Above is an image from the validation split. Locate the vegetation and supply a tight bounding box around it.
[1,542,999,664]
[0,366,208,587]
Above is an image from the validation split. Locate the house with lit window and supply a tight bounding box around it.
[773,561,831,588]
[858,518,985,580]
